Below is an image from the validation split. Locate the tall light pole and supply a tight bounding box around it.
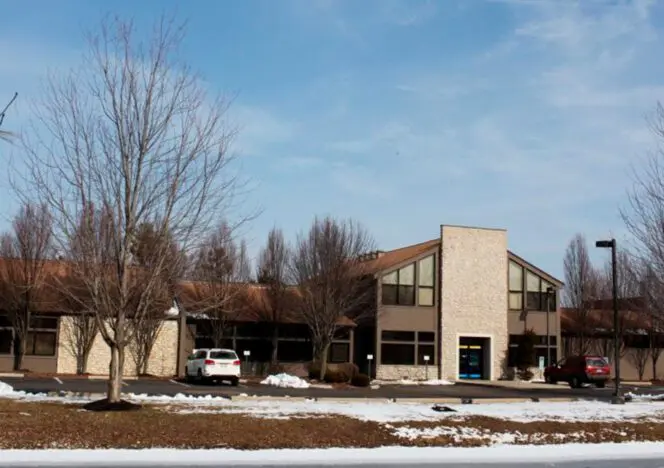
[546,286,554,367]
[595,238,624,404]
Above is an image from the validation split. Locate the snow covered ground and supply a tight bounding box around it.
[2,442,664,465]
[2,379,664,424]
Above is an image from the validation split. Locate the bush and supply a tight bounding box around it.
[323,369,348,384]
[336,362,359,381]
[308,361,322,380]
[308,361,359,383]
[517,368,534,381]
[266,363,285,376]
[351,373,371,387]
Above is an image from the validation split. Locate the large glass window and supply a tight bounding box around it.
[381,264,415,306]
[526,271,541,310]
[381,343,415,365]
[0,329,12,354]
[380,329,435,365]
[542,280,557,311]
[329,342,350,363]
[509,261,523,310]
[417,255,435,306]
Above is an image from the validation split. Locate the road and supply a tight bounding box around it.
[2,375,664,401]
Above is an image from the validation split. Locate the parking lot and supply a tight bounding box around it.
[2,375,662,401]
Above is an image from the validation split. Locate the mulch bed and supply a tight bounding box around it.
[2,399,664,449]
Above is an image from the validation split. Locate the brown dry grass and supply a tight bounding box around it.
[2,399,664,449]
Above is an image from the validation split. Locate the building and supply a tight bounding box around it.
[561,298,664,382]
[0,224,563,382]
[356,224,562,381]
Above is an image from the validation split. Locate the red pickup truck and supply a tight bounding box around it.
[544,355,611,388]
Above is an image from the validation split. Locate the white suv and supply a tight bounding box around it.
[185,348,241,386]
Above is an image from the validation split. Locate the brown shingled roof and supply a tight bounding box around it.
[175,281,356,327]
[360,239,439,274]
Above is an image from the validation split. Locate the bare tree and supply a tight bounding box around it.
[129,223,184,375]
[628,346,650,381]
[0,203,53,370]
[190,222,250,348]
[563,234,600,355]
[622,102,664,317]
[255,227,290,365]
[14,16,240,405]
[290,216,375,380]
[0,92,18,142]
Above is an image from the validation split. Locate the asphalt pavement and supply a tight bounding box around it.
[3,375,664,400]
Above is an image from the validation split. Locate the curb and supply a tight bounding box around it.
[0,372,24,378]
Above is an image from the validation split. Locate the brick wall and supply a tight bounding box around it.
[56,316,179,377]
[440,225,508,381]
[376,364,437,381]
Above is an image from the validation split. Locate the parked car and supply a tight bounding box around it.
[544,355,611,388]
[185,348,241,386]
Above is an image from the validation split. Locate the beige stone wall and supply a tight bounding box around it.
[56,316,78,374]
[440,225,508,381]
[376,365,437,381]
[56,316,179,377]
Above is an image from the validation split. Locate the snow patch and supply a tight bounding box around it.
[4,443,664,465]
[261,373,310,389]
[626,391,664,401]
[0,380,14,395]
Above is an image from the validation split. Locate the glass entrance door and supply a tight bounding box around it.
[458,345,483,379]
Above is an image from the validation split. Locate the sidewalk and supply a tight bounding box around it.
[457,379,565,390]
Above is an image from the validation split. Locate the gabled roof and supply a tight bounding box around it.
[508,250,564,287]
[359,239,563,289]
[360,239,439,275]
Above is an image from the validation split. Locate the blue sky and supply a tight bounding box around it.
[1,0,663,279]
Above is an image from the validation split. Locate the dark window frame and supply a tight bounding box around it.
[417,255,435,307]
[381,264,416,306]
[380,329,436,365]
[509,261,524,311]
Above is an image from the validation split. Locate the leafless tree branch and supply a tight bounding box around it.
[12,15,244,403]
[290,216,375,380]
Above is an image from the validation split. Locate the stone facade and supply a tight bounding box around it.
[439,225,508,381]
[376,364,436,381]
[56,316,179,377]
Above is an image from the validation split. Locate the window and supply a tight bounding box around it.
[25,331,56,356]
[418,255,435,306]
[278,341,312,362]
[417,344,435,365]
[418,331,435,342]
[535,347,558,367]
[382,330,415,341]
[381,264,415,306]
[209,350,237,360]
[526,271,541,310]
[509,261,523,310]
[381,329,435,365]
[542,281,556,311]
[329,342,350,363]
[0,329,12,354]
[30,317,58,329]
[381,343,415,365]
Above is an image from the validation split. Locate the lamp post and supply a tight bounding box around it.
[546,286,554,367]
[595,238,624,404]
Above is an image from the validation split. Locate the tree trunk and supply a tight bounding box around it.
[107,344,123,403]
[653,351,661,381]
[270,324,279,365]
[77,353,85,375]
[12,336,24,371]
[318,342,330,381]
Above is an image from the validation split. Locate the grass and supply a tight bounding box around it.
[2,399,664,449]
